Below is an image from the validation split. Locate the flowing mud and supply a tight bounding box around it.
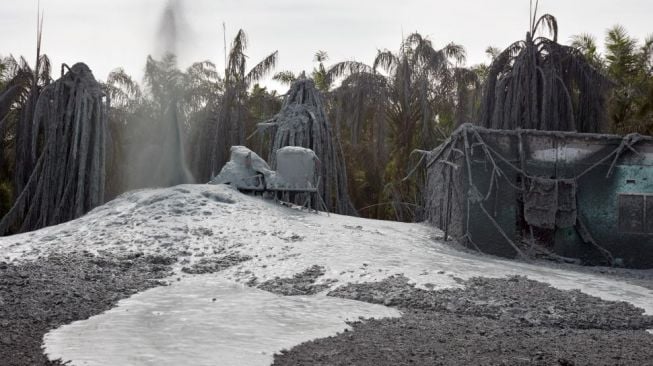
[2,185,652,365]
[42,276,400,366]
[273,275,653,366]
[0,251,175,366]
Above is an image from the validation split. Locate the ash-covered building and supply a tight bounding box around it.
[425,124,653,269]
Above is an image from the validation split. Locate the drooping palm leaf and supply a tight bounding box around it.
[326,61,374,85]
[479,12,612,133]
[272,71,297,85]
[245,51,278,86]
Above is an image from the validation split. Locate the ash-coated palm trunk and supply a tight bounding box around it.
[0,63,109,234]
[258,79,356,216]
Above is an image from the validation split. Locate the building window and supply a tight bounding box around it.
[618,194,653,233]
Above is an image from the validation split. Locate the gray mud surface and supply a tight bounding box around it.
[274,275,653,366]
[256,265,336,296]
[329,275,653,330]
[542,261,653,291]
[0,251,174,365]
[181,253,251,274]
[3,247,652,366]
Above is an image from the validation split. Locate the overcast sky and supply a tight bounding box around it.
[2,0,652,92]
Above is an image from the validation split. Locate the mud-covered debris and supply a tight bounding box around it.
[144,254,178,266]
[181,254,251,274]
[257,265,336,296]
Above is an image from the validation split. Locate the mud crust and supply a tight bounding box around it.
[181,253,252,274]
[273,275,653,366]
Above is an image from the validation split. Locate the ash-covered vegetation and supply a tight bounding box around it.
[0,1,652,233]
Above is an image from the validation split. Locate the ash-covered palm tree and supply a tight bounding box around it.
[327,33,469,221]
[206,30,278,179]
[115,54,195,189]
[255,78,356,215]
[105,47,235,192]
[0,63,108,235]
[479,2,611,133]
[0,56,34,216]
[13,51,51,194]
[0,57,30,114]
[0,15,52,218]
[0,21,52,199]
[106,55,224,192]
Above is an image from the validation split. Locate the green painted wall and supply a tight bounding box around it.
[461,131,653,269]
[555,164,653,268]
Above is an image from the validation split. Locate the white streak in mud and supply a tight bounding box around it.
[43,277,400,366]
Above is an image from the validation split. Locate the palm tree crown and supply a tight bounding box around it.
[479,5,612,133]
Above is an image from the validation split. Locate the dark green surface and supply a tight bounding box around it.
[462,133,653,268]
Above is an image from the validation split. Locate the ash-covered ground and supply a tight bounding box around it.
[0,251,175,365]
[0,184,651,365]
[272,274,653,365]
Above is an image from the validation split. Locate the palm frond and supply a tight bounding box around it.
[443,42,467,64]
[186,60,219,81]
[373,50,397,73]
[0,55,20,79]
[0,69,31,118]
[245,50,278,86]
[107,67,142,105]
[226,29,248,81]
[485,46,502,61]
[534,14,558,42]
[38,54,51,85]
[314,50,329,63]
[19,56,31,72]
[272,71,297,85]
[570,33,598,53]
[326,61,373,84]
[405,32,426,50]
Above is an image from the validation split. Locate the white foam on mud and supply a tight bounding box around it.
[0,184,651,364]
[43,277,400,366]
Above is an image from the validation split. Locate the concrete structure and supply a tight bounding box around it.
[271,147,319,191]
[210,146,321,211]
